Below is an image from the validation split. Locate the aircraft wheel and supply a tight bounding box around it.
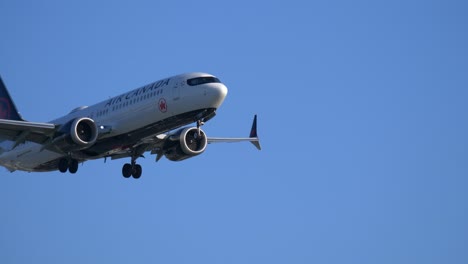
[132,164,142,179]
[122,163,132,178]
[69,160,79,174]
[58,158,68,173]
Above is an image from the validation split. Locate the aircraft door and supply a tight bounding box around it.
[172,82,180,101]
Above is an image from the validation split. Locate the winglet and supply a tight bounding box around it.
[0,76,24,121]
[249,115,261,150]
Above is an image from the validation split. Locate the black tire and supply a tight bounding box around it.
[58,158,68,173]
[132,164,142,179]
[122,163,132,178]
[69,159,79,174]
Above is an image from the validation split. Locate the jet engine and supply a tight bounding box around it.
[69,117,99,146]
[164,127,208,161]
[53,117,99,151]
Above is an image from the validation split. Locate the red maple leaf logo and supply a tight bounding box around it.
[159,98,167,113]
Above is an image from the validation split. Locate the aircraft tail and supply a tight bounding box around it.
[0,76,24,121]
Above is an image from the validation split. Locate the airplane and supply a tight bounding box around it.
[0,73,260,179]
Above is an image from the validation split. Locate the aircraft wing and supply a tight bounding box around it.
[0,119,57,146]
[207,115,261,150]
[108,115,261,162]
[207,137,261,150]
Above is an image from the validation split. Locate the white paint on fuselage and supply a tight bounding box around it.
[0,72,228,172]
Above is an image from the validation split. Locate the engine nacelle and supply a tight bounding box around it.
[164,127,208,161]
[54,117,99,151]
[70,117,98,146]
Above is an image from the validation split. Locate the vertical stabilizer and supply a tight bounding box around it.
[0,76,24,121]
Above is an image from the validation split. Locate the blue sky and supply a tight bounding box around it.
[1,0,467,263]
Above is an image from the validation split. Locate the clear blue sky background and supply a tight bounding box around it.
[0,0,467,263]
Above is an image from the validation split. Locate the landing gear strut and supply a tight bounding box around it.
[58,158,79,174]
[196,120,205,136]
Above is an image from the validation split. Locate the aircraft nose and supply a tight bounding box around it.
[206,83,228,108]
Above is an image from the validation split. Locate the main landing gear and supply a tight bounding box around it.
[122,157,142,179]
[58,158,79,174]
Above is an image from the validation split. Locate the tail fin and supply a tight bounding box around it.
[0,76,24,121]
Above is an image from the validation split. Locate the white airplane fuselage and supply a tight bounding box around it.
[0,72,228,172]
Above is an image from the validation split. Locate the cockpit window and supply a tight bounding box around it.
[187,76,221,86]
